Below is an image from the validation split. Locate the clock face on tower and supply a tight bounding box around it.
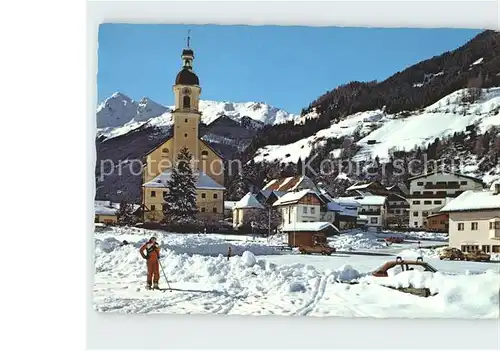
[182,87,191,95]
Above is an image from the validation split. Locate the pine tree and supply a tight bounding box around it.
[163,147,199,225]
[117,200,137,226]
[227,172,249,200]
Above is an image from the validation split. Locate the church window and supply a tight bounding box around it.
[185,118,188,123]
[213,193,218,199]
[184,133,188,137]
[162,148,169,153]
[151,191,156,197]
[202,193,206,199]
[201,150,208,158]
[183,95,191,108]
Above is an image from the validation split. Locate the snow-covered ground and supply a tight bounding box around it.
[93,227,499,318]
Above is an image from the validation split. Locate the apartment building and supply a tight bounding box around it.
[408,171,483,228]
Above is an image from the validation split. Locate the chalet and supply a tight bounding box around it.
[408,171,484,228]
[440,181,500,254]
[272,189,329,229]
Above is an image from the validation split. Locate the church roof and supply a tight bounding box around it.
[175,68,199,85]
[143,169,225,190]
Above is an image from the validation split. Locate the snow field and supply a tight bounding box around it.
[94,229,500,318]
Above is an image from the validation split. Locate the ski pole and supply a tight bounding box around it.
[158,259,172,291]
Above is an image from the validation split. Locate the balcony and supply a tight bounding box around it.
[424,182,460,190]
[359,209,381,215]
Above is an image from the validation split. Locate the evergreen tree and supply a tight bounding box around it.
[297,158,304,176]
[227,172,249,200]
[117,200,137,226]
[163,147,198,224]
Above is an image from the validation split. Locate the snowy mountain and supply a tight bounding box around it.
[253,87,500,185]
[254,88,500,164]
[96,93,299,140]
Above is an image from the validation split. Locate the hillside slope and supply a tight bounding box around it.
[243,30,500,159]
[254,88,500,168]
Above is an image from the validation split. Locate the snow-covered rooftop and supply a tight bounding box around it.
[143,170,225,190]
[94,205,118,216]
[440,189,500,213]
[224,201,238,210]
[262,176,311,192]
[346,182,374,191]
[272,189,321,207]
[339,195,387,206]
[281,221,339,232]
[233,192,265,209]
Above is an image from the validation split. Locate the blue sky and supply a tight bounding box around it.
[98,24,481,113]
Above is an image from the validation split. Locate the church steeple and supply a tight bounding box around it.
[181,29,194,69]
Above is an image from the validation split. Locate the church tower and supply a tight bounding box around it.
[172,34,202,164]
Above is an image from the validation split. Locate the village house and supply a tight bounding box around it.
[338,195,388,229]
[440,181,500,254]
[408,171,484,228]
[232,192,265,229]
[272,189,327,230]
[94,201,119,225]
[318,189,359,229]
[141,43,226,224]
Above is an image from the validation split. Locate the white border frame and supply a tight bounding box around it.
[87,1,500,350]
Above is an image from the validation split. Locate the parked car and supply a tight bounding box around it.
[439,247,465,261]
[298,243,336,256]
[371,256,438,277]
[464,251,491,262]
[385,236,404,244]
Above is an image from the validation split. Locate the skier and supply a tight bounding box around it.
[139,236,161,290]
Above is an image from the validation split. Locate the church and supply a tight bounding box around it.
[141,41,225,224]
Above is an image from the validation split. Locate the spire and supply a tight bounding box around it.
[181,30,194,69]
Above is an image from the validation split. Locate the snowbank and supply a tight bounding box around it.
[328,231,385,251]
[359,269,500,318]
[93,239,499,318]
[94,226,282,256]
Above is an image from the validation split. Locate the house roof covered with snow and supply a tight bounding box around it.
[262,175,314,192]
[143,169,225,190]
[440,190,500,213]
[233,192,265,209]
[326,201,358,217]
[272,189,323,207]
[94,205,118,216]
[408,170,484,184]
[281,221,339,233]
[340,195,387,206]
[224,201,238,210]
